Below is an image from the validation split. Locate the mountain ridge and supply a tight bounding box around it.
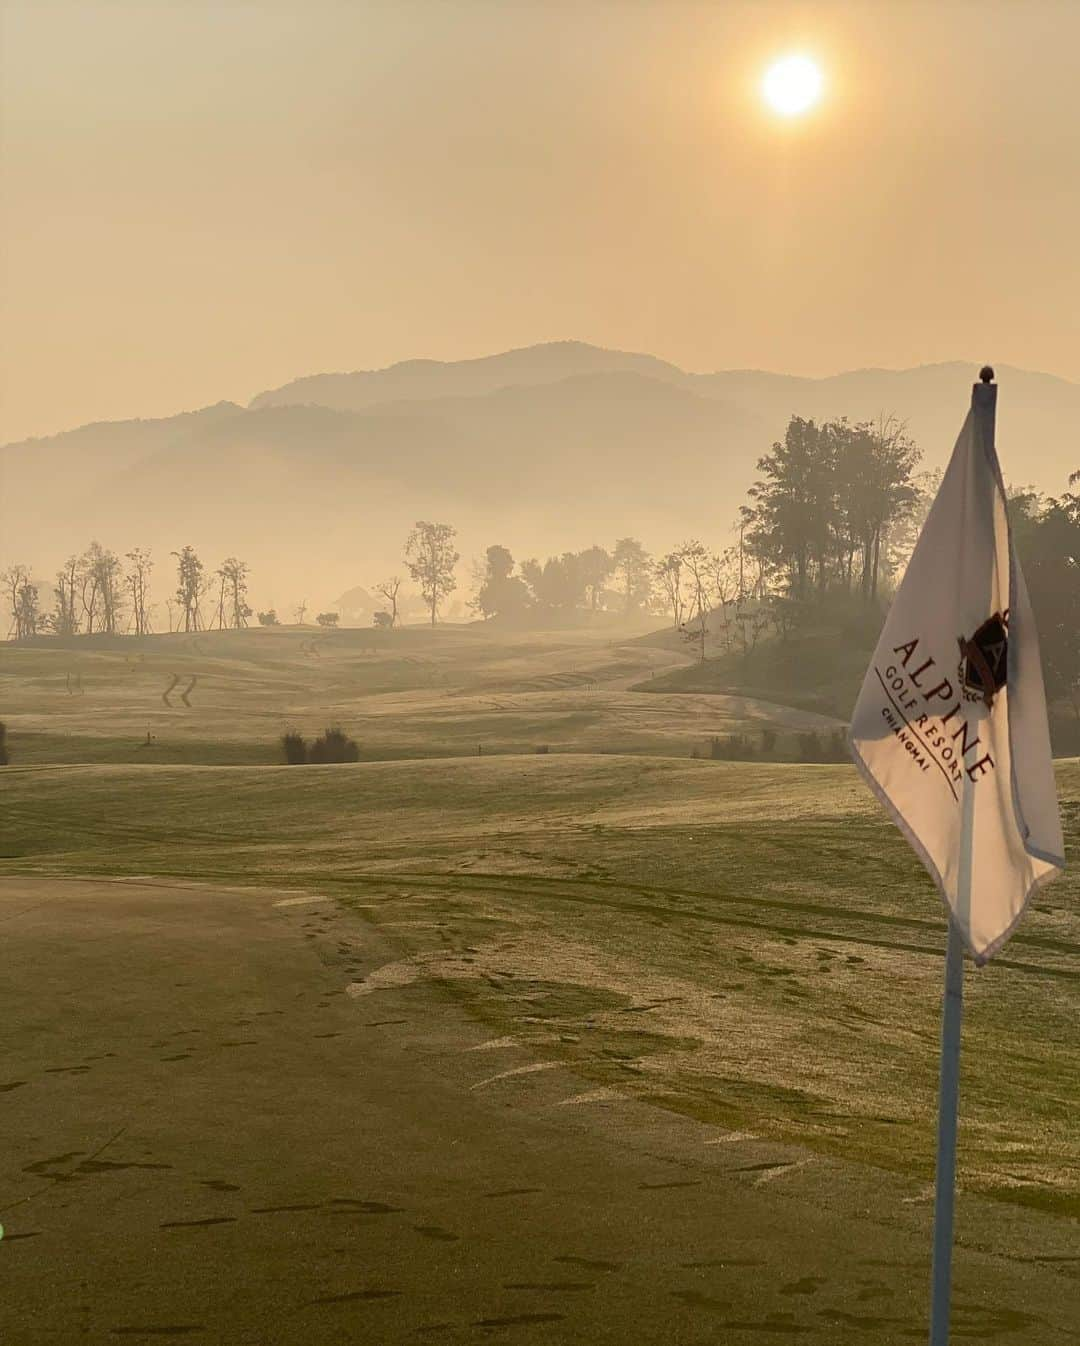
[3,341,1078,609]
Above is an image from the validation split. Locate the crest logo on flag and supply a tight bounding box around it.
[957,613,1008,708]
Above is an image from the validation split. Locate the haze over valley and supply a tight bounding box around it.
[6,340,1079,614]
[5,5,1080,1342]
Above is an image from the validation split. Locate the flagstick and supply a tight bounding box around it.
[928,749,974,1344]
[928,366,997,1343]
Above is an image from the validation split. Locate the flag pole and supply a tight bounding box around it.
[928,366,993,1344]
[927,777,971,1345]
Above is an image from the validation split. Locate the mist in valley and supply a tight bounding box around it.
[4,5,1080,1344]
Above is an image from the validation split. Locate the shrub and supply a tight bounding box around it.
[281,731,307,765]
[257,609,279,626]
[0,721,8,766]
[316,612,339,627]
[373,611,393,629]
[535,744,550,754]
[309,726,360,763]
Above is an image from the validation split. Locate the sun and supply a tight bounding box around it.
[761,53,824,118]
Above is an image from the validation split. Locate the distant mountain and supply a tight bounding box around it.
[249,340,686,412]
[689,362,1080,487]
[3,343,1078,611]
[250,345,1080,491]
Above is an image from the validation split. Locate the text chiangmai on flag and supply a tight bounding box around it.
[849,380,1065,963]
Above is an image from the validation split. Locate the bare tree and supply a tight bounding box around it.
[217,557,251,629]
[2,565,41,640]
[676,541,717,663]
[294,599,308,626]
[375,576,403,627]
[125,547,154,636]
[213,568,228,630]
[654,552,685,628]
[172,545,206,632]
[76,542,124,635]
[404,522,459,626]
[707,547,743,654]
[54,555,80,635]
[3,565,27,638]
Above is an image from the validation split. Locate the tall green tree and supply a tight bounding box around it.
[612,537,652,613]
[833,416,920,601]
[405,521,459,625]
[521,553,586,611]
[577,546,613,612]
[472,545,529,619]
[744,418,835,600]
[744,415,919,603]
[1010,478,1080,723]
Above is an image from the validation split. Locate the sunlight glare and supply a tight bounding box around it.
[762,54,824,118]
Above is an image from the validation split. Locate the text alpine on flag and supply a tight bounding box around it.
[848,380,1064,963]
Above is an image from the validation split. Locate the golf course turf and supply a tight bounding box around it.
[1,625,1077,1342]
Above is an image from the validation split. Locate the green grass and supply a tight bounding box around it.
[3,749,1078,1218]
[3,624,1077,1220]
[0,624,837,765]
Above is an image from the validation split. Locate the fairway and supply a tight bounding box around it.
[2,625,1078,1343]
[6,874,1078,1345]
[3,750,1078,1216]
[0,624,838,766]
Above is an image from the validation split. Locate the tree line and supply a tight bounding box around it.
[2,544,256,639]
[6,415,1077,726]
[1010,474,1080,732]
[740,414,923,604]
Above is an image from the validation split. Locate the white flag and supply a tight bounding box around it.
[849,380,1064,963]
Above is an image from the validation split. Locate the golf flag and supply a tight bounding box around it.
[849,378,1064,963]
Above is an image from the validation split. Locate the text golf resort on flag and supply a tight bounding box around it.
[881,623,1004,790]
[850,375,1065,964]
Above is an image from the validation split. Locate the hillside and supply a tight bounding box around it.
[0,622,838,769]
[3,342,1078,612]
[249,339,687,411]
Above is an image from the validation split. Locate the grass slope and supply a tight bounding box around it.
[0,625,835,766]
[3,751,1078,1220]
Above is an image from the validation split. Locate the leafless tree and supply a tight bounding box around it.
[375,576,403,627]
[75,542,124,635]
[218,557,251,629]
[294,599,308,626]
[2,564,40,640]
[677,541,718,663]
[125,548,154,636]
[53,555,80,635]
[654,552,685,628]
[172,545,206,632]
[213,568,228,630]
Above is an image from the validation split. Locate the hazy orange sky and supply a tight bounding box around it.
[3,0,1079,442]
